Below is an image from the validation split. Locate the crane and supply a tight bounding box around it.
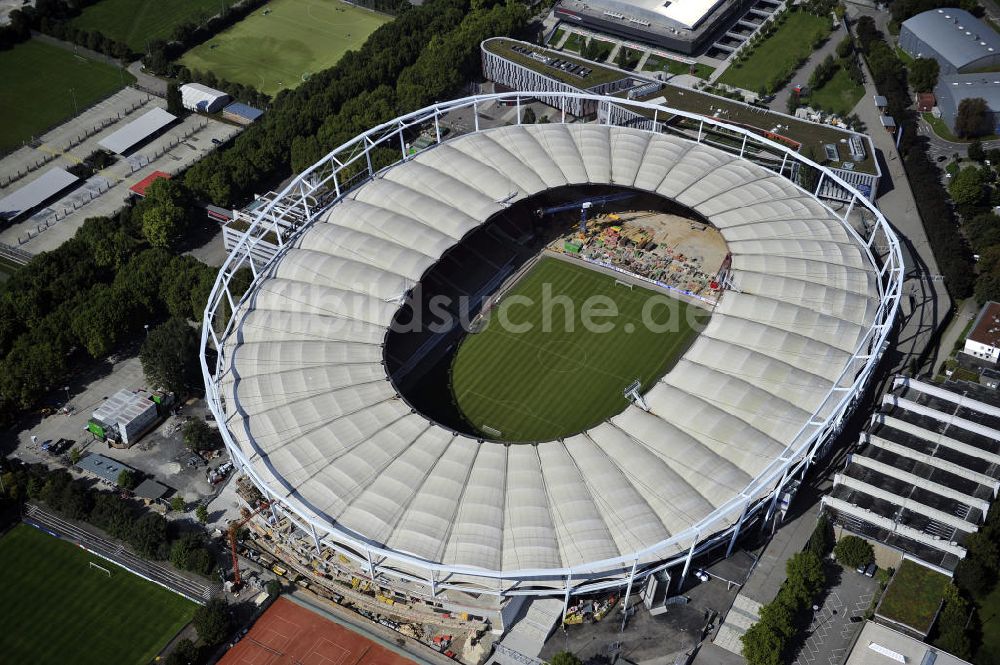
[229,500,270,590]
[535,192,637,233]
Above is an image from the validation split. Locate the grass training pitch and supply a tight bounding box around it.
[0,524,196,665]
[0,39,132,154]
[71,0,223,53]
[179,0,391,96]
[451,257,706,442]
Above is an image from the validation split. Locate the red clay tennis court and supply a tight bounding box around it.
[220,597,419,665]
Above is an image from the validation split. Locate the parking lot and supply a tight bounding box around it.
[0,86,242,254]
[9,353,233,510]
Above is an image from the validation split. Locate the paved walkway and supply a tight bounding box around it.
[768,20,846,114]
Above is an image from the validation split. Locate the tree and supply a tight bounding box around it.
[165,638,199,665]
[955,97,993,138]
[758,596,796,640]
[129,512,169,559]
[196,504,209,524]
[117,469,136,490]
[170,496,186,512]
[835,36,852,59]
[183,418,221,451]
[934,585,973,659]
[166,83,184,116]
[740,621,783,665]
[266,579,282,597]
[193,598,232,646]
[140,318,200,395]
[806,513,834,558]
[521,106,536,124]
[784,551,825,605]
[949,166,987,207]
[142,202,187,249]
[69,447,81,465]
[968,139,986,162]
[834,535,874,569]
[909,57,939,93]
[170,533,215,575]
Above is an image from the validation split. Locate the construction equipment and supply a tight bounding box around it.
[229,500,270,589]
[535,192,637,233]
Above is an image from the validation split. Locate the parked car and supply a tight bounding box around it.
[865,563,877,577]
[856,562,867,574]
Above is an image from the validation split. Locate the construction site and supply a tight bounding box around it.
[549,209,731,307]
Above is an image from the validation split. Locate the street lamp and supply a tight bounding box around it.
[144,324,149,337]
[63,386,70,405]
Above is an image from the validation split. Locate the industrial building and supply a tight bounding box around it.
[898,9,1000,133]
[201,91,902,632]
[899,8,1000,75]
[554,0,761,55]
[180,83,231,114]
[88,389,161,448]
[845,621,972,665]
[824,376,1000,574]
[222,102,264,125]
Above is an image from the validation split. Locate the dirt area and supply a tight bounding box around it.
[549,210,730,302]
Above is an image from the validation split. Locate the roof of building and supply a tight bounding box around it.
[134,478,169,501]
[0,167,79,221]
[92,389,155,427]
[873,95,888,106]
[223,102,264,121]
[880,115,897,127]
[902,8,1000,71]
[77,453,131,484]
[937,73,1000,109]
[219,123,882,575]
[968,301,1000,348]
[129,170,171,197]
[98,107,177,155]
[845,621,971,665]
[917,91,937,105]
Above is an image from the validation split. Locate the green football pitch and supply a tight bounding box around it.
[451,257,707,442]
[179,0,391,96]
[71,0,223,53]
[0,524,196,665]
[0,39,132,154]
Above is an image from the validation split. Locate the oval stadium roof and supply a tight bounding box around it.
[218,123,880,579]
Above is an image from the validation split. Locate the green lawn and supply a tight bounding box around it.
[179,0,391,96]
[550,28,566,46]
[644,54,715,80]
[876,559,950,635]
[0,39,132,154]
[805,67,864,116]
[563,33,585,53]
[0,524,196,665]
[719,10,830,91]
[451,257,706,442]
[71,0,222,53]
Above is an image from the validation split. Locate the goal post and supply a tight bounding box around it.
[89,561,112,577]
[614,279,633,291]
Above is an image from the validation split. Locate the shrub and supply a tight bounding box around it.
[834,535,874,568]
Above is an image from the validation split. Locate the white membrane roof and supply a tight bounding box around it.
[220,124,879,574]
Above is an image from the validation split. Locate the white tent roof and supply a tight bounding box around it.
[0,167,78,220]
[219,124,880,575]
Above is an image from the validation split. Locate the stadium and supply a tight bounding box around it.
[201,92,903,622]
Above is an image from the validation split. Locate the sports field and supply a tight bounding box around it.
[179,0,391,96]
[0,39,132,154]
[71,0,222,52]
[451,257,706,442]
[0,524,196,665]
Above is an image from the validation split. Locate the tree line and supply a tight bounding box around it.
[854,16,975,299]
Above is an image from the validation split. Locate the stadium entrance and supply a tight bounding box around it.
[383,186,726,442]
